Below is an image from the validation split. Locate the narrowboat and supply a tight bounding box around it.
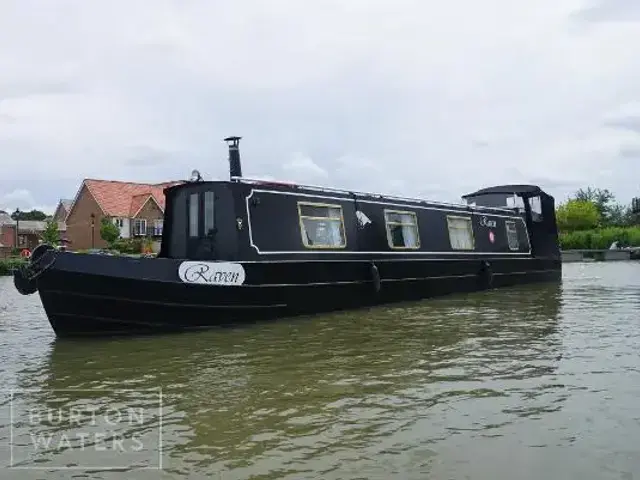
[14,136,562,337]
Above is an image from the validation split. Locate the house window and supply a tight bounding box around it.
[133,219,147,236]
[505,221,519,250]
[153,219,163,236]
[189,193,199,237]
[447,216,474,250]
[204,191,215,236]
[113,218,124,228]
[298,202,346,248]
[384,210,420,249]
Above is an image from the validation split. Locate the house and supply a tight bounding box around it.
[64,179,183,250]
[53,199,73,223]
[0,212,66,254]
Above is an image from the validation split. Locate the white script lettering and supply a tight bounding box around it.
[480,216,497,228]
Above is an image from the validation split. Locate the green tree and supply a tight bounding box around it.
[40,220,61,245]
[11,209,48,221]
[556,199,601,232]
[100,217,120,247]
[572,187,619,225]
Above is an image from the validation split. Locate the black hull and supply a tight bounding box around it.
[34,253,561,338]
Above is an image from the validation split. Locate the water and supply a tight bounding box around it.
[0,262,639,479]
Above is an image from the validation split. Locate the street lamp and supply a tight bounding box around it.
[90,213,95,249]
[13,207,20,249]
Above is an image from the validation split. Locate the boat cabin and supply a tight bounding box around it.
[158,138,560,261]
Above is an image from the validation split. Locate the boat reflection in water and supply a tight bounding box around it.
[12,282,564,476]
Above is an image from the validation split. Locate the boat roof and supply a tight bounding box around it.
[168,177,527,214]
[462,184,543,199]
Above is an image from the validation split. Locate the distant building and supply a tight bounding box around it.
[64,179,183,250]
[53,199,73,223]
[0,212,66,251]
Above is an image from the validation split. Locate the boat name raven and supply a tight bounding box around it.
[178,262,246,286]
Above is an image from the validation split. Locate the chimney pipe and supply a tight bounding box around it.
[224,136,242,180]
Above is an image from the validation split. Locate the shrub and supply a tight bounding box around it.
[111,238,144,254]
[0,257,27,276]
[559,226,640,250]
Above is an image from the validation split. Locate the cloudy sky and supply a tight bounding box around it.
[1,0,639,214]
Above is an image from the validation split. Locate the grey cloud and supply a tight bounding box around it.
[124,145,181,167]
[571,0,640,23]
[618,146,640,158]
[604,116,640,133]
[0,80,78,102]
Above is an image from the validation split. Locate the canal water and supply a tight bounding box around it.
[0,262,639,479]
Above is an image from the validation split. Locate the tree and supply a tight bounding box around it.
[572,187,617,225]
[100,217,120,247]
[11,209,48,221]
[40,220,61,245]
[556,199,601,232]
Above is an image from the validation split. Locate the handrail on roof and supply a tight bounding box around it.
[232,176,520,214]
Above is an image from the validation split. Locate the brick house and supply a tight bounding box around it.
[0,212,66,256]
[64,179,182,250]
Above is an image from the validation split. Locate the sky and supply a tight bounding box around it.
[1,0,640,215]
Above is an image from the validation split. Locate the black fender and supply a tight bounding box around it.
[13,266,37,295]
[479,260,494,289]
[370,262,381,293]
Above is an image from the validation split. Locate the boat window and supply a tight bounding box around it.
[505,220,519,250]
[204,191,215,236]
[297,202,346,248]
[528,196,543,222]
[447,216,474,250]
[384,210,420,249]
[506,195,525,210]
[189,193,199,237]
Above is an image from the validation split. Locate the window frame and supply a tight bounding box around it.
[505,220,520,251]
[383,209,421,250]
[446,215,475,251]
[133,218,147,236]
[153,219,163,236]
[297,201,347,249]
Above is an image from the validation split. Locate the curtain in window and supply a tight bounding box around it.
[401,224,418,247]
[448,217,473,250]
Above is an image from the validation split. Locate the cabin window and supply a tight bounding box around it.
[506,195,525,211]
[384,210,420,249]
[505,221,519,250]
[204,191,215,236]
[528,196,543,222]
[189,193,199,237]
[447,216,474,250]
[297,202,346,248]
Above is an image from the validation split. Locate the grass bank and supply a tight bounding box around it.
[0,257,27,276]
[560,226,640,250]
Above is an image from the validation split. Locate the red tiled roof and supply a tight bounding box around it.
[82,179,183,217]
[129,193,153,217]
